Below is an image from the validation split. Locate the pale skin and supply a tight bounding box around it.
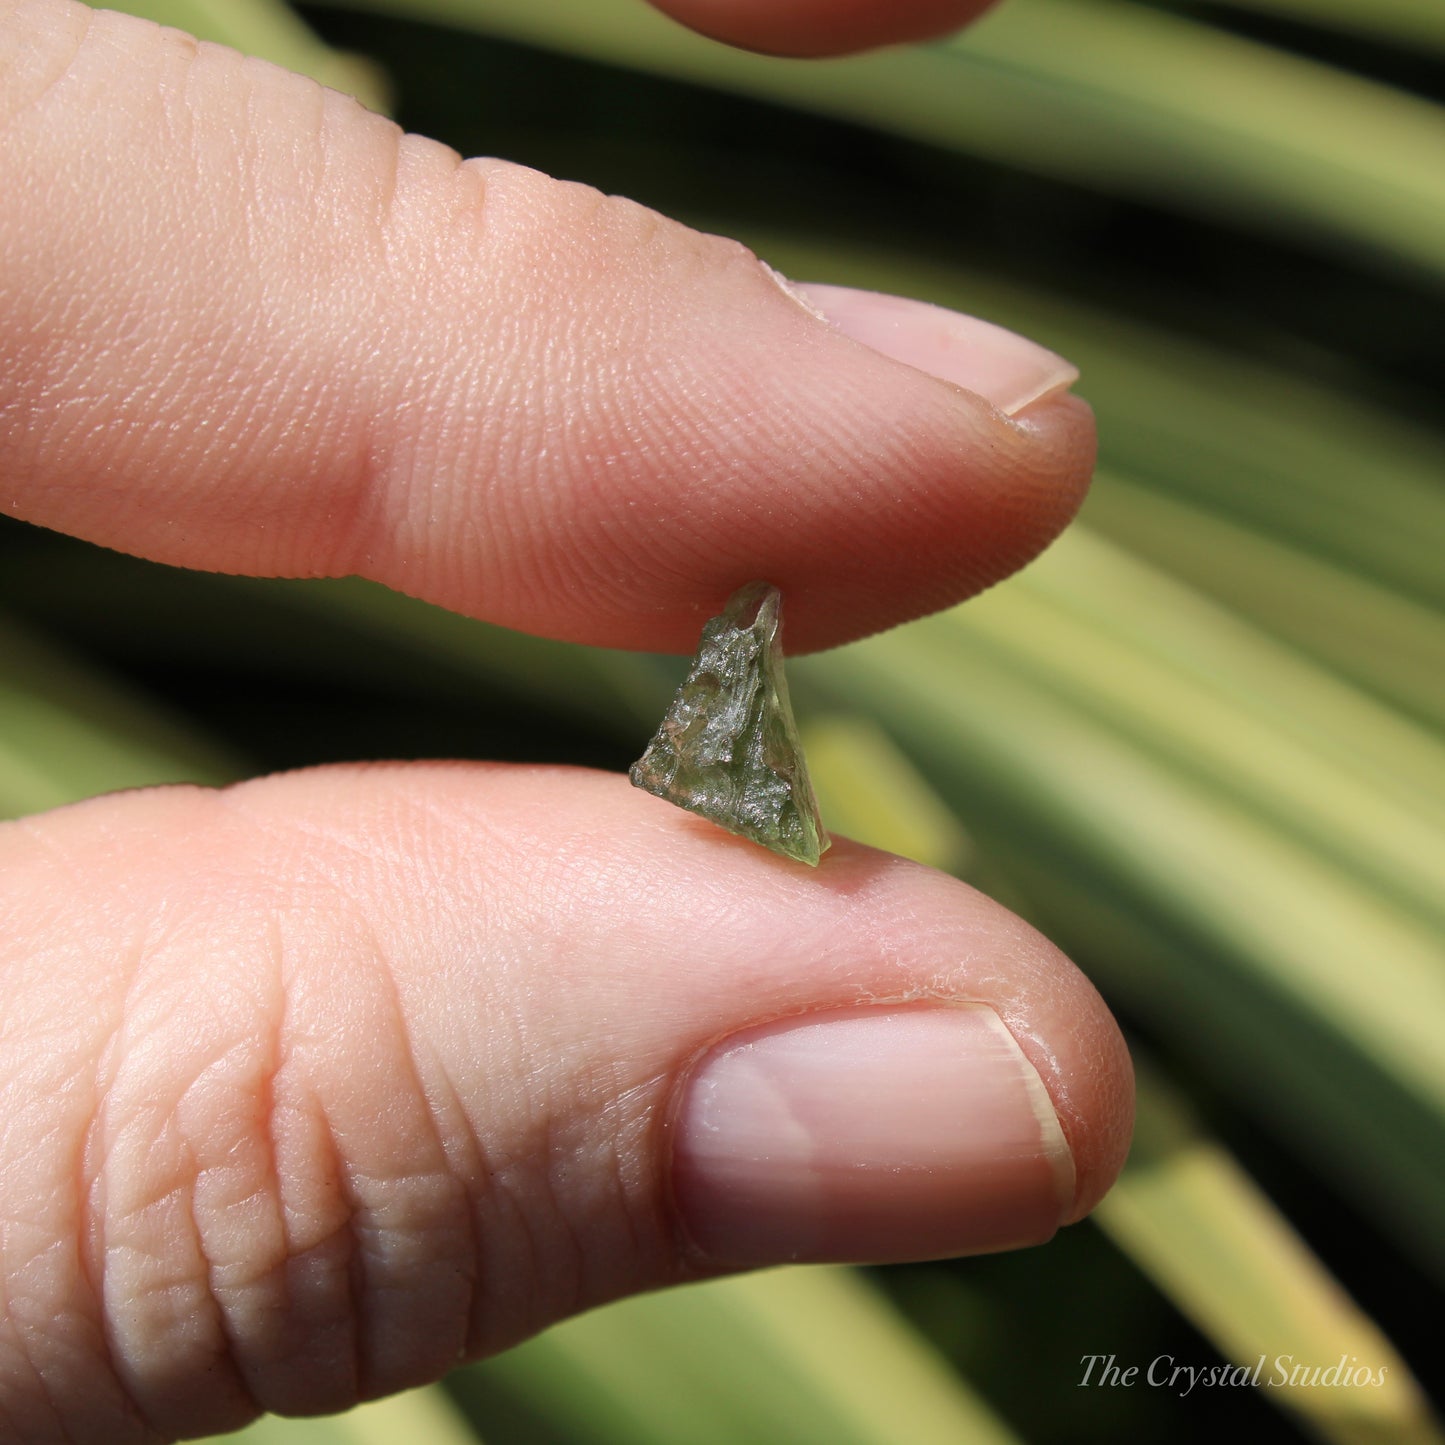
[0,1,1133,1441]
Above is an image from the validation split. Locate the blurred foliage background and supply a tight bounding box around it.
[2,0,1442,1440]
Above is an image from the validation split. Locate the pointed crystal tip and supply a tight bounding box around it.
[630,582,830,866]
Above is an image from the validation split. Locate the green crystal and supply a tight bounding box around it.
[630,582,831,866]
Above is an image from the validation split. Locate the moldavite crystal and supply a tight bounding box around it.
[630,582,830,866]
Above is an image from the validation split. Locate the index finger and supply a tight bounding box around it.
[0,1,1093,655]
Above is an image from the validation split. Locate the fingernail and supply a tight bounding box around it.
[787,281,1078,416]
[673,1005,1075,1266]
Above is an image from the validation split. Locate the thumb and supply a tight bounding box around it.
[0,767,1132,1441]
[1,0,1093,657]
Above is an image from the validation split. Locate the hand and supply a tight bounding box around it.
[0,1,1131,1441]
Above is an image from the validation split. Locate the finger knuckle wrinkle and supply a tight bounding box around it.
[0,1,93,137]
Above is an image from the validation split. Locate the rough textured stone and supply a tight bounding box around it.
[630,582,830,866]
